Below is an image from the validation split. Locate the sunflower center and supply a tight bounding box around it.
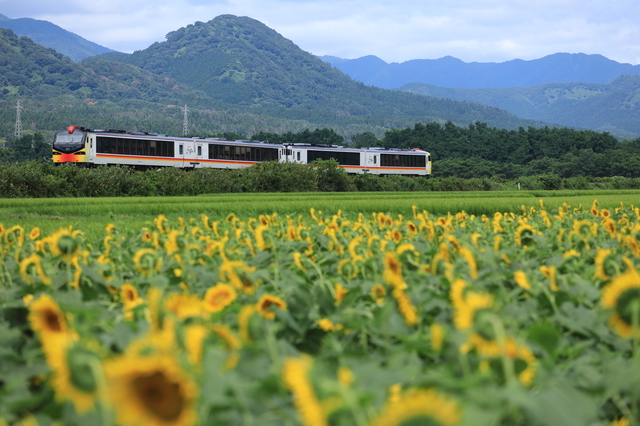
[133,371,185,421]
[43,309,63,332]
[212,292,231,304]
[615,288,640,325]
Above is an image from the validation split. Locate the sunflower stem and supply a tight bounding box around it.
[488,315,516,388]
[539,284,559,315]
[88,358,112,426]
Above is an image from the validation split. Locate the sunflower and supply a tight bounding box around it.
[406,221,418,235]
[569,219,598,239]
[293,252,306,270]
[282,356,327,426]
[202,283,237,314]
[514,271,531,290]
[49,227,82,263]
[371,284,386,303]
[256,294,287,320]
[254,224,271,251]
[458,246,478,279]
[153,214,170,233]
[515,222,537,247]
[120,284,144,319]
[50,342,100,413]
[105,352,198,426]
[212,323,241,350]
[184,324,208,365]
[602,265,640,338]
[601,217,617,236]
[3,224,25,246]
[29,227,40,240]
[449,279,469,310]
[238,305,256,342]
[218,260,257,292]
[453,291,494,331]
[133,248,163,276]
[334,283,348,306]
[19,253,52,285]
[540,265,559,291]
[383,252,406,289]
[595,249,616,281]
[472,336,537,387]
[430,323,445,352]
[28,294,68,337]
[369,388,461,426]
[164,293,202,319]
[392,287,419,326]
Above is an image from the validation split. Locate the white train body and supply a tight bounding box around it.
[53,126,432,176]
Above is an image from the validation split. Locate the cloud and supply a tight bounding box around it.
[0,0,638,64]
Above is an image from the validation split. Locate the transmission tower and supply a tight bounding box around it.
[182,105,189,136]
[14,100,23,138]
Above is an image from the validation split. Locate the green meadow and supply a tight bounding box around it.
[1,190,639,241]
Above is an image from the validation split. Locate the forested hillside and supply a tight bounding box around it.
[399,75,640,138]
[84,15,540,129]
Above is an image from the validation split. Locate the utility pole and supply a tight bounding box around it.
[14,99,23,139]
[182,105,189,136]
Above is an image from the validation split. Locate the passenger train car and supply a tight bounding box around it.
[52,126,432,176]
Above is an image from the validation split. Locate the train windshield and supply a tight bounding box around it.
[53,128,86,153]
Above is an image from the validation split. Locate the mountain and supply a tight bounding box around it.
[399,75,640,138]
[0,13,114,61]
[83,15,539,130]
[323,53,640,89]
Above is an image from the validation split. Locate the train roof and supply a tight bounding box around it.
[67,127,429,153]
[89,129,277,146]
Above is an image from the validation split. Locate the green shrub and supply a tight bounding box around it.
[311,159,354,192]
[240,161,317,192]
[352,174,383,191]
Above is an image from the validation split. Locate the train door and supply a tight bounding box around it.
[280,146,292,163]
[364,152,379,173]
[177,141,196,166]
[292,148,304,164]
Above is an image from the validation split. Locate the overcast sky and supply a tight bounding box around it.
[1,0,639,65]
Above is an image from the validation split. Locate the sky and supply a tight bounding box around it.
[1,0,639,65]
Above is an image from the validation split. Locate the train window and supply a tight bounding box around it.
[179,145,183,156]
[307,150,360,166]
[373,156,377,164]
[197,145,202,156]
[297,151,300,161]
[380,153,426,168]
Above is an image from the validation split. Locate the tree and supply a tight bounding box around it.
[5,133,51,163]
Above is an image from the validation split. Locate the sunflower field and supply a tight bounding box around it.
[1,200,640,426]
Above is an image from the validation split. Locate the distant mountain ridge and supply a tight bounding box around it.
[399,75,640,138]
[0,13,114,61]
[322,53,640,89]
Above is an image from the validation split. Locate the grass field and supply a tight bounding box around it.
[2,190,640,242]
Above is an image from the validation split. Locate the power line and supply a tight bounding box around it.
[182,104,189,136]
[14,99,22,138]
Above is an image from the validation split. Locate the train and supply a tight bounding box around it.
[52,126,432,176]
